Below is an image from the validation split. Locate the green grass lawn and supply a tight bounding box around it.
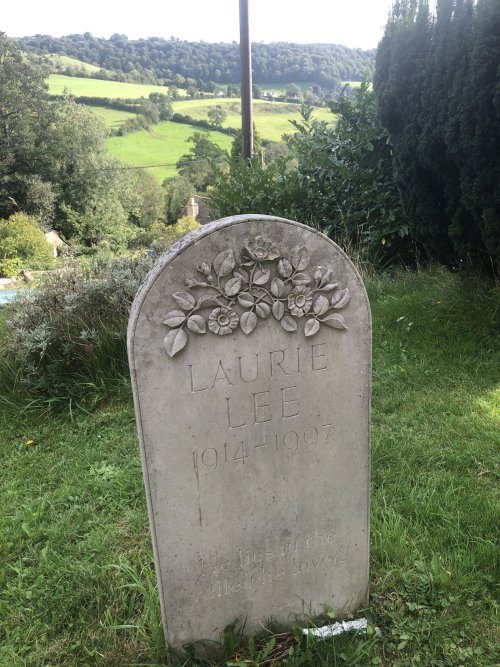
[47,74,175,99]
[0,268,498,666]
[107,121,233,182]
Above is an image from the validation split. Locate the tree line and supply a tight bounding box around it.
[15,33,374,90]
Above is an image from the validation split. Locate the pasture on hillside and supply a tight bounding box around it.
[91,107,137,130]
[173,98,335,142]
[45,54,103,74]
[47,74,181,99]
[107,122,233,182]
[47,76,337,178]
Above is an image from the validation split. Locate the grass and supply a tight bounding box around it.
[0,267,498,666]
[44,54,103,74]
[254,81,317,95]
[107,121,233,182]
[47,79,336,174]
[173,98,335,142]
[92,106,138,130]
[47,74,175,99]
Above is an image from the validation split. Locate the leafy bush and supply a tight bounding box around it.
[210,85,409,266]
[0,256,153,404]
[150,215,200,254]
[0,214,202,406]
[0,213,54,275]
[0,258,23,279]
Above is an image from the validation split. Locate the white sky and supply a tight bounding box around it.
[1,0,394,50]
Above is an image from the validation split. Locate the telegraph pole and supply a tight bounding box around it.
[239,0,253,159]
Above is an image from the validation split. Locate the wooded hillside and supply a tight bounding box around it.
[15,34,375,89]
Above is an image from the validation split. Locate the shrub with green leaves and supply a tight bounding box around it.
[210,85,409,266]
[1,256,153,404]
[0,212,54,276]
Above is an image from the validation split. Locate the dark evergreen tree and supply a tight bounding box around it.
[375,0,500,268]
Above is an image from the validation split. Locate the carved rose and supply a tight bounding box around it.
[208,306,239,335]
[288,286,313,317]
[245,235,280,262]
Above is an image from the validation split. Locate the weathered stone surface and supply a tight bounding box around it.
[128,215,371,647]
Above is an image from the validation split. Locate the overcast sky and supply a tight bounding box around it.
[2,0,394,50]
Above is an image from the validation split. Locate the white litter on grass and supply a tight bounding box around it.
[302,618,381,639]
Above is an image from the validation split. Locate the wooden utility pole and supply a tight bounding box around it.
[239,0,253,159]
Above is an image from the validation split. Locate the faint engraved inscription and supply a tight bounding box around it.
[193,533,346,602]
[162,235,350,357]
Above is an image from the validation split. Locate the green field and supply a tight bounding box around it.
[105,100,334,180]
[47,78,336,175]
[92,106,137,130]
[107,121,233,182]
[45,54,102,74]
[173,98,335,142]
[47,74,174,99]
[256,81,317,94]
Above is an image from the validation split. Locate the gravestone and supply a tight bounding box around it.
[128,215,371,647]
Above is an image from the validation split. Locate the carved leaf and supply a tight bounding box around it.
[322,314,348,330]
[253,268,270,285]
[291,246,311,271]
[255,302,271,319]
[234,268,249,282]
[304,318,320,337]
[292,272,311,286]
[271,277,285,297]
[281,314,298,332]
[164,328,188,357]
[213,249,235,277]
[172,292,196,311]
[238,292,255,308]
[319,269,333,287]
[278,258,293,278]
[196,295,220,309]
[187,315,206,334]
[240,311,257,334]
[320,282,339,292]
[162,310,186,327]
[272,300,285,320]
[313,295,329,316]
[314,267,323,283]
[331,288,351,309]
[224,276,242,297]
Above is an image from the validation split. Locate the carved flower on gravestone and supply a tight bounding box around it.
[244,235,280,262]
[288,286,313,317]
[208,306,239,335]
[162,235,351,357]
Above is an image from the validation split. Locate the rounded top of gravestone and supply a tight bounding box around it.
[128,214,371,356]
